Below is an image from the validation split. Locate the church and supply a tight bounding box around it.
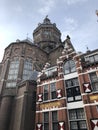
[0,17,98,130]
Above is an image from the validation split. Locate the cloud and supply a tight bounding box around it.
[13,5,23,13]
[60,17,78,41]
[63,14,98,52]
[38,0,55,15]
[64,17,78,32]
[63,0,88,5]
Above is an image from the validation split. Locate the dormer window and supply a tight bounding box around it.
[85,54,98,63]
[64,60,76,74]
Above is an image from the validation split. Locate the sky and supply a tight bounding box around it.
[0,0,98,62]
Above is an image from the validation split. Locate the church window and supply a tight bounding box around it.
[6,58,19,88]
[6,82,16,88]
[7,59,19,80]
[23,59,33,80]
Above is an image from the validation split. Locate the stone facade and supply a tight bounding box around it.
[0,17,64,130]
[0,17,98,130]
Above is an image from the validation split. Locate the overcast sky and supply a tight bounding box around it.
[0,0,98,62]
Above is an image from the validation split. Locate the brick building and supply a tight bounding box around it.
[0,17,98,130]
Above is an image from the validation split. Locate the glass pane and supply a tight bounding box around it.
[44,93,48,101]
[75,95,81,100]
[90,72,98,92]
[72,78,79,86]
[23,60,33,80]
[6,82,16,88]
[79,121,87,129]
[92,82,98,91]
[89,56,94,63]
[77,109,85,119]
[8,60,19,80]
[70,60,76,72]
[52,122,58,130]
[68,97,74,102]
[44,112,49,122]
[67,89,73,97]
[50,83,56,91]
[94,54,98,61]
[90,73,97,81]
[64,61,70,74]
[52,111,57,121]
[74,87,81,95]
[70,122,78,130]
[85,57,89,62]
[44,123,49,130]
[44,85,48,92]
[66,80,72,87]
[51,91,56,99]
[69,110,77,120]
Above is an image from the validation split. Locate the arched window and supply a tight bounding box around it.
[6,58,20,88]
[23,59,33,80]
[64,60,76,74]
[7,59,19,80]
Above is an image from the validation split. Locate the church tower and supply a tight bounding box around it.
[33,16,62,53]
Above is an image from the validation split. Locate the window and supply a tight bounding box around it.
[85,54,98,63]
[70,122,78,130]
[69,108,85,120]
[50,83,56,99]
[90,54,98,63]
[94,54,98,61]
[90,72,98,91]
[6,82,16,88]
[69,108,87,130]
[64,60,76,74]
[65,78,81,102]
[43,111,58,130]
[23,59,33,80]
[6,59,19,88]
[43,85,48,101]
[52,111,58,130]
[7,60,19,80]
[43,82,57,101]
[44,66,57,77]
[43,112,49,130]
[96,105,98,112]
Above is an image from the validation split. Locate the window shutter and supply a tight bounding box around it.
[58,122,65,130]
[91,119,98,130]
[36,123,42,130]
[57,89,62,98]
[38,94,43,102]
[83,82,91,93]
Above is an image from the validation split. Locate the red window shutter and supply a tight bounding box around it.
[58,122,65,130]
[38,94,43,102]
[57,89,62,98]
[91,119,98,130]
[36,123,42,130]
[83,82,91,93]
